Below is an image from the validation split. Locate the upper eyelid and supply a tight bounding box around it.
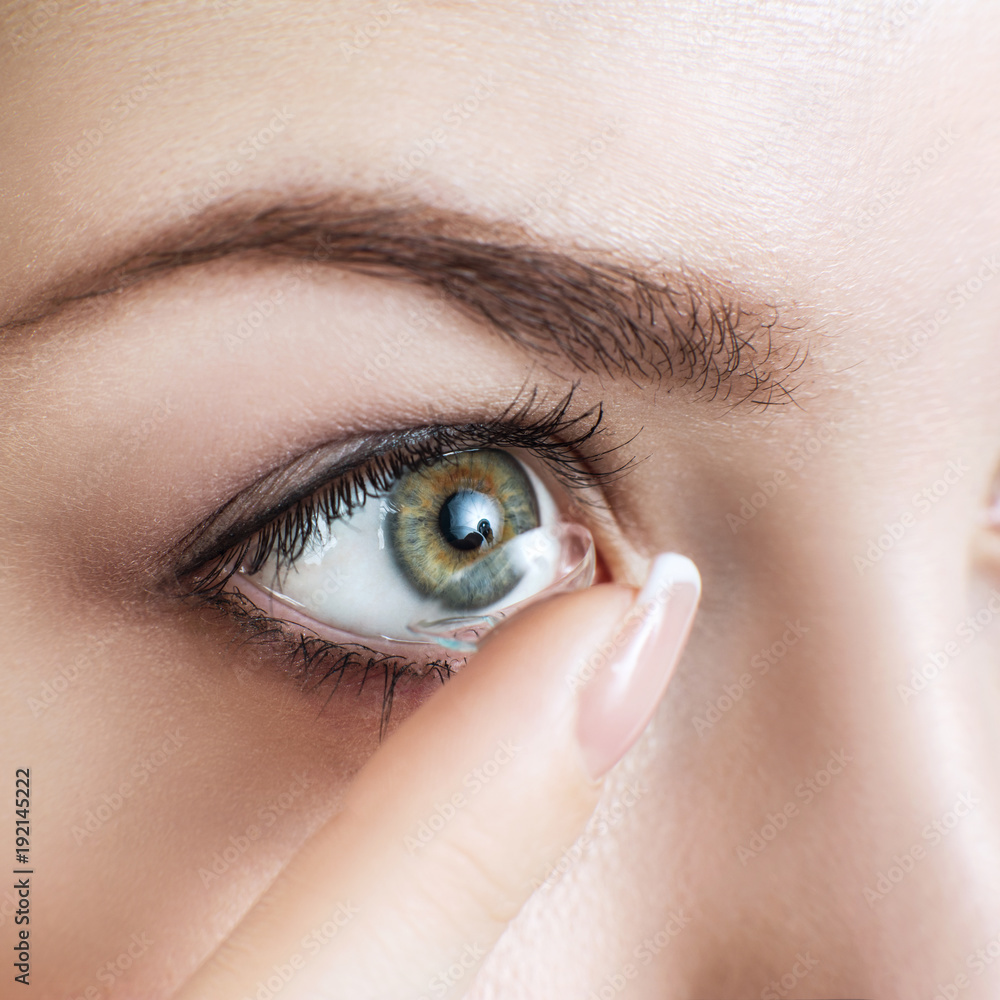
[170,427,468,581]
[169,431,398,577]
[167,394,631,586]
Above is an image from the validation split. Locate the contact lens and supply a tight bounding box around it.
[406,520,596,652]
[243,448,596,656]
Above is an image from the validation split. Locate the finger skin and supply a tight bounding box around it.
[175,583,635,1000]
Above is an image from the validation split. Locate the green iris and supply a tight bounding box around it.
[387,449,540,610]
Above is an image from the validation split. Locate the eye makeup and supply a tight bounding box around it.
[169,387,633,729]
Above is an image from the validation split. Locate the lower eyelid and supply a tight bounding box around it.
[193,582,461,736]
[227,572,468,678]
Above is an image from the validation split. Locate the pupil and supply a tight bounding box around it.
[438,490,501,551]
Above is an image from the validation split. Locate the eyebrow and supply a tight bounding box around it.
[1,192,804,404]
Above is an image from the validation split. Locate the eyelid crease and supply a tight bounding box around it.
[172,430,396,575]
[168,385,633,591]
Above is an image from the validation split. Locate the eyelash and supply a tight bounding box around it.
[179,387,631,734]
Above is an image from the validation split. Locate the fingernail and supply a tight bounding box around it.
[574,553,701,781]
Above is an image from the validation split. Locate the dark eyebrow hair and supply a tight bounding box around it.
[1,192,805,405]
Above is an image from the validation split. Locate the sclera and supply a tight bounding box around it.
[240,454,595,656]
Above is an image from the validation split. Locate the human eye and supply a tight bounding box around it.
[171,389,629,725]
[243,445,598,647]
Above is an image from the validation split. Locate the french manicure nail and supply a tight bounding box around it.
[575,552,701,781]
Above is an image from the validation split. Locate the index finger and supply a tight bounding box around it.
[174,553,700,999]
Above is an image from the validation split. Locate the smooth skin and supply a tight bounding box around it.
[2,1,1000,998]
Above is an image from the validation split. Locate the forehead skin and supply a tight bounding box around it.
[2,1,1000,998]
[3,0,996,323]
